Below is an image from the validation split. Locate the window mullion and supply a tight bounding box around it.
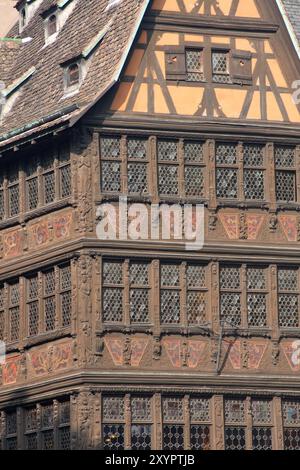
[184,395,190,450]
[238,142,244,201]
[245,397,252,450]
[121,136,127,195]
[181,262,187,327]
[296,145,300,203]
[241,265,248,329]
[267,143,276,210]
[273,397,284,450]
[124,260,130,326]
[178,139,185,198]
[124,394,131,450]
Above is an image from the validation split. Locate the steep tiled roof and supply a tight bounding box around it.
[0,0,299,147]
[282,0,300,43]
[0,0,150,145]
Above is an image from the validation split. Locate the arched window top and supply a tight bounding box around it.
[47,14,57,37]
[67,63,80,87]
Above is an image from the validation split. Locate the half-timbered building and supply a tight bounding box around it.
[0,0,300,450]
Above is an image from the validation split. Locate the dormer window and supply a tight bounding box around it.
[47,14,57,37]
[67,63,80,87]
[20,8,27,28]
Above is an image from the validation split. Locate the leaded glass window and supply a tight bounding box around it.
[160,264,180,324]
[216,143,238,199]
[212,51,231,83]
[127,138,148,195]
[186,49,204,82]
[252,400,273,450]
[220,266,241,327]
[102,261,124,323]
[247,267,267,327]
[5,410,17,450]
[283,400,300,450]
[187,265,207,326]
[190,398,211,450]
[100,137,122,193]
[42,150,55,205]
[130,263,150,324]
[24,407,38,450]
[0,176,4,221]
[0,285,4,341]
[278,268,299,328]
[184,141,205,197]
[7,165,20,218]
[163,397,184,450]
[131,397,152,450]
[275,146,296,203]
[26,156,38,211]
[158,140,179,196]
[44,269,56,332]
[224,399,246,450]
[59,264,72,327]
[27,275,39,337]
[103,396,125,450]
[244,144,265,201]
[8,282,20,342]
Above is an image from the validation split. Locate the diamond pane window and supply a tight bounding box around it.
[0,285,5,341]
[60,165,71,198]
[161,290,180,324]
[190,398,211,422]
[27,275,39,337]
[283,400,300,426]
[103,397,125,422]
[185,166,205,197]
[216,144,237,165]
[101,162,121,192]
[186,49,204,82]
[187,291,206,325]
[6,410,17,435]
[276,171,296,202]
[8,184,19,217]
[278,268,299,328]
[244,144,264,167]
[252,400,272,425]
[161,264,180,286]
[278,268,298,291]
[26,434,38,450]
[101,137,121,159]
[163,398,184,422]
[9,283,20,342]
[191,425,210,450]
[27,177,38,210]
[44,270,55,295]
[43,172,55,205]
[25,407,37,432]
[59,427,70,450]
[60,265,71,290]
[248,294,267,327]
[0,188,4,220]
[130,289,149,323]
[284,428,300,450]
[244,170,265,200]
[103,288,123,323]
[163,425,184,450]
[42,403,54,428]
[225,399,245,424]
[128,162,148,194]
[103,262,123,285]
[216,168,238,199]
[247,268,266,290]
[212,51,231,83]
[220,267,240,290]
[275,146,296,168]
[225,427,246,450]
[184,142,204,163]
[283,400,300,450]
[45,297,56,331]
[131,425,151,450]
[158,140,178,162]
[131,397,152,421]
[128,138,147,160]
[158,165,179,195]
[42,430,54,450]
[103,424,125,450]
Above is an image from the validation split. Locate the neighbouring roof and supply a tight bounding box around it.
[0,0,150,145]
[282,0,300,43]
[0,0,299,147]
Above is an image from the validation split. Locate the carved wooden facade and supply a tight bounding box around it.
[0,0,300,450]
